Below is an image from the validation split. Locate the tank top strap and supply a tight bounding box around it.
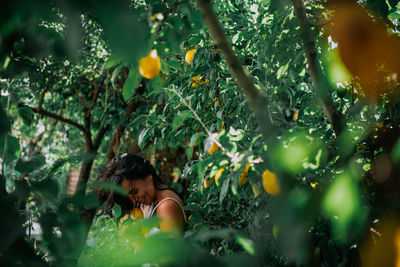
[150,197,187,222]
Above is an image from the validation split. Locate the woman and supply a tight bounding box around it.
[97,153,186,233]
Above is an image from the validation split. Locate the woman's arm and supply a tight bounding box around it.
[156,200,185,232]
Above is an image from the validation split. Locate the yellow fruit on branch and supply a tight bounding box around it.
[204,178,212,188]
[191,74,210,87]
[239,162,251,186]
[139,49,161,79]
[119,207,144,235]
[208,142,219,154]
[262,170,280,195]
[185,49,196,65]
[130,207,144,219]
[215,168,224,185]
[310,182,316,190]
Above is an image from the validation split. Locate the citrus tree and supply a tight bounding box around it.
[1,0,400,266]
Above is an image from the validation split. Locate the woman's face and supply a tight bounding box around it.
[120,175,155,205]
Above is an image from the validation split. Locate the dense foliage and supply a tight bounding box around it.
[1,0,400,266]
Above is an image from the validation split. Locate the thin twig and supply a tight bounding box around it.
[170,88,235,159]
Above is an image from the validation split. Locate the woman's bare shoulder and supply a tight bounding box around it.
[157,189,184,207]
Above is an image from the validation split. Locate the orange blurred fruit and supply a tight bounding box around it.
[139,49,161,79]
[327,2,400,101]
[361,217,400,267]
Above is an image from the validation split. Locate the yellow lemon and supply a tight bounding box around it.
[310,182,316,190]
[151,13,163,20]
[262,170,280,195]
[215,168,224,185]
[139,49,161,79]
[185,49,196,65]
[130,207,144,219]
[239,162,251,186]
[204,178,212,188]
[208,142,219,154]
[293,109,299,121]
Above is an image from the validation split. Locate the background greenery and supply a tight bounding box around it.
[1,0,400,266]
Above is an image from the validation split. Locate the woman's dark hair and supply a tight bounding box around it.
[97,154,167,214]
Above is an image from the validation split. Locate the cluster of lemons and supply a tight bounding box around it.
[205,140,280,196]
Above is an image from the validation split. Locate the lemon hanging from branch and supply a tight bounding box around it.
[215,168,224,185]
[208,141,219,154]
[185,49,196,65]
[262,169,280,195]
[139,49,161,79]
[239,162,251,186]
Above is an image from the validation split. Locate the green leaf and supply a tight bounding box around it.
[138,128,152,149]
[190,132,205,147]
[97,3,151,66]
[0,195,24,252]
[111,65,123,90]
[167,60,183,71]
[0,135,20,163]
[277,59,291,79]
[15,154,46,173]
[123,69,141,101]
[32,178,59,200]
[235,235,256,255]
[112,203,122,221]
[219,178,230,204]
[131,114,147,125]
[188,212,203,224]
[18,107,34,125]
[103,55,120,70]
[0,107,11,136]
[186,146,193,160]
[172,110,194,131]
[322,172,365,241]
[392,138,400,164]
[269,0,291,13]
[148,75,163,96]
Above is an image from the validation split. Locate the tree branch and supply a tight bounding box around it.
[31,106,88,134]
[37,88,47,112]
[196,0,274,142]
[105,100,141,163]
[73,84,87,108]
[93,124,110,149]
[291,0,344,135]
